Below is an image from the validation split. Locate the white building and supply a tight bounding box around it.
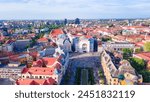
[102,42,135,52]
[0,44,14,52]
[56,34,72,52]
[72,36,95,53]
[0,62,25,79]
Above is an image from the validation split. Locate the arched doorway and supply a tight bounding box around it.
[82,43,88,52]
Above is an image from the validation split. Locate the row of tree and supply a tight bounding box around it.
[122,48,150,82]
[128,58,150,82]
[123,42,150,60]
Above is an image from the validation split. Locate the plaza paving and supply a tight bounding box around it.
[61,52,103,85]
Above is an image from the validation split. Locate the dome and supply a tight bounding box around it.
[118,74,125,80]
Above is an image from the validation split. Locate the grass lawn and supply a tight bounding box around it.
[75,67,95,85]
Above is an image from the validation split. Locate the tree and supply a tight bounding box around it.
[101,37,112,42]
[144,42,150,52]
[128,58,146,72]
[118,74,125,80]
[98,69,103,77]
[128,57,150,82]
[140,70,150,82]
[25,44,30,49]
[135,48,142,53]
[99,79,105,85]
[122,48,133,59]
[30,38,37,46]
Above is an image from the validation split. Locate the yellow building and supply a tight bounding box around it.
[101,49,143,85]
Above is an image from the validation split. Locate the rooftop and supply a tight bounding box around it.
[21,67,55,75]
[38,37,49,42]
[50,29,64,38]
[134,52,150,61]
[106,51,121,69]
[16,78,57,85]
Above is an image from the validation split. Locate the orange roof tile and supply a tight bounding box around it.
[32,59,43,67]
[50,29,64,38]
[22,67,55,75]
[135,42,145,47]
[16,78,57,85]
[85,35,92,39]
[38,37,48,42]
[134,52,150,61]
[43,57,61,67]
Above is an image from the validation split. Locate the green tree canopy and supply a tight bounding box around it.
[101,37,112,42]
[144,42,150,52]
[118,74,125,80]
[122,48,133,59]
[128,58,146,72]
[135,48,142,53]
[140,70,150,82]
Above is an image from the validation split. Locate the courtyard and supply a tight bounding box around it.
[61,52,104,85]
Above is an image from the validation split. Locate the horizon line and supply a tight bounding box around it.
[0,17,150,21]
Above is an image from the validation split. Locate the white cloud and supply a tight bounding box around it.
[0,0,150,19]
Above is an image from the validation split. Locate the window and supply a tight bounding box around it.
[35,76,38,79]
[39,76,42,79]
[82,44,88,51]
[31,76,34,79]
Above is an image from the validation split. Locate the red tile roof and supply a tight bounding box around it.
[32,59,43,67]
[16,78,57,85]
[50,29,64,38]
[134,52,150,61]
[85,35,92,39]
[32,57,62,69]
[43,57,61,67]
[21,67,55,75]
[38,37,48,42]
[135,42,145,47]
[122,26,145,30]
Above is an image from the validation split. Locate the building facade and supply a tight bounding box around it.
[102,42,135,52]
[0,62,25,79]
[101,49,143,85]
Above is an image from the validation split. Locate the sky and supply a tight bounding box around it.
[0,0,150,19]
